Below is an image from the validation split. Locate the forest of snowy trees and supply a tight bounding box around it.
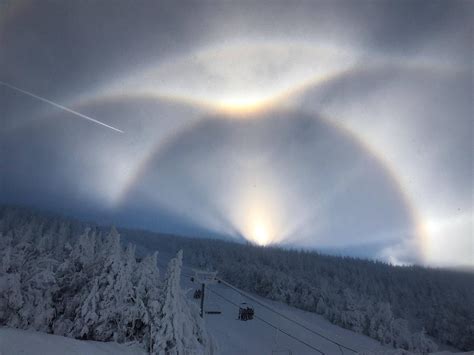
[0,206,215,354]
[1,206,473,354]
[123,228,474,352]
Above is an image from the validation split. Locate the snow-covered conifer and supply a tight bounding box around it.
[156,250,210,354]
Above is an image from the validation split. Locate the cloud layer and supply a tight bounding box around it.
[0,0,472,267]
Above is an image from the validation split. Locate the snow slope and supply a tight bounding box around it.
[0,255,466,355]
[197,282,471,355]
[0,280,467,355]
[181,258,467,355]
[189,281,388,355]
[176,259,389,355]
[0,328,146,355]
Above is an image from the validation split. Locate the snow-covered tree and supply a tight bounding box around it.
[411,328,437,354]
[135,251,162,351]
[368,302,394,345]
[0,272,23,327]
[75,277,100,339]
[1,205,472,353]
[156,250,210,354]
[90,227,134,342]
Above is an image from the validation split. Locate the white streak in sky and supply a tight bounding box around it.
[0,80,124,133]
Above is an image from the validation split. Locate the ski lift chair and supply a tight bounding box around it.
[238,302,255,321]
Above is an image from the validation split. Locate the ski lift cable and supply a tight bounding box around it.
[216,278,357,353]
[209,288,325,355]
[161,259,354,353]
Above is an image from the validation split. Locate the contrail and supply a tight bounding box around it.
[0,80,123,133]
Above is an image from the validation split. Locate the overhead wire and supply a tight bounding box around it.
[157,256,356,354]
[208,287,326,355]
[216,278,357,353]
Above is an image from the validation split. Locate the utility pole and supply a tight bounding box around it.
[192,269,218,319]
[200,282,205,318]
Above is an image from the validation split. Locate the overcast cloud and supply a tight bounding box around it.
[1,0,472,267]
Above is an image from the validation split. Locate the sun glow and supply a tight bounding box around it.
[64,39,470,267]
[214,96,276,115]
[229,179,283,247]
[252,222,270,246]
[421,213,473,267]
[91,40,359,119]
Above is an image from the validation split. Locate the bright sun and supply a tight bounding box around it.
[253,223,270,246]
[214,95,277,115]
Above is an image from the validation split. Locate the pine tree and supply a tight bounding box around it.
[16,232,58,333]
[94,226,128,341]
[135,251,162,351]
[55,228,97,336]
[77,278,100,339]
[369,302,394,346]
[156,250,208,354]
[411,328,438,354]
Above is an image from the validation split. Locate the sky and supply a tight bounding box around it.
[0,0,472,268]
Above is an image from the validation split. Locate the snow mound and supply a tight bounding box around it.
[0,328,146,355]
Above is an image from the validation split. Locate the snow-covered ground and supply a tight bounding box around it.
[0,328,146,355]
[1,283,468,355]
[191,281,388,355]
[177,260,389,354]
[0,327,468,355]
[0,258,467,355]
[199,282,471,355]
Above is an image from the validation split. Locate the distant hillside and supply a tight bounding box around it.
[1,205,473,352]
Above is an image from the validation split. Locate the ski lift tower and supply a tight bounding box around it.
[191,269,218,318]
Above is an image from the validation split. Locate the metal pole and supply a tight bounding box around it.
[200,283,205,318]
